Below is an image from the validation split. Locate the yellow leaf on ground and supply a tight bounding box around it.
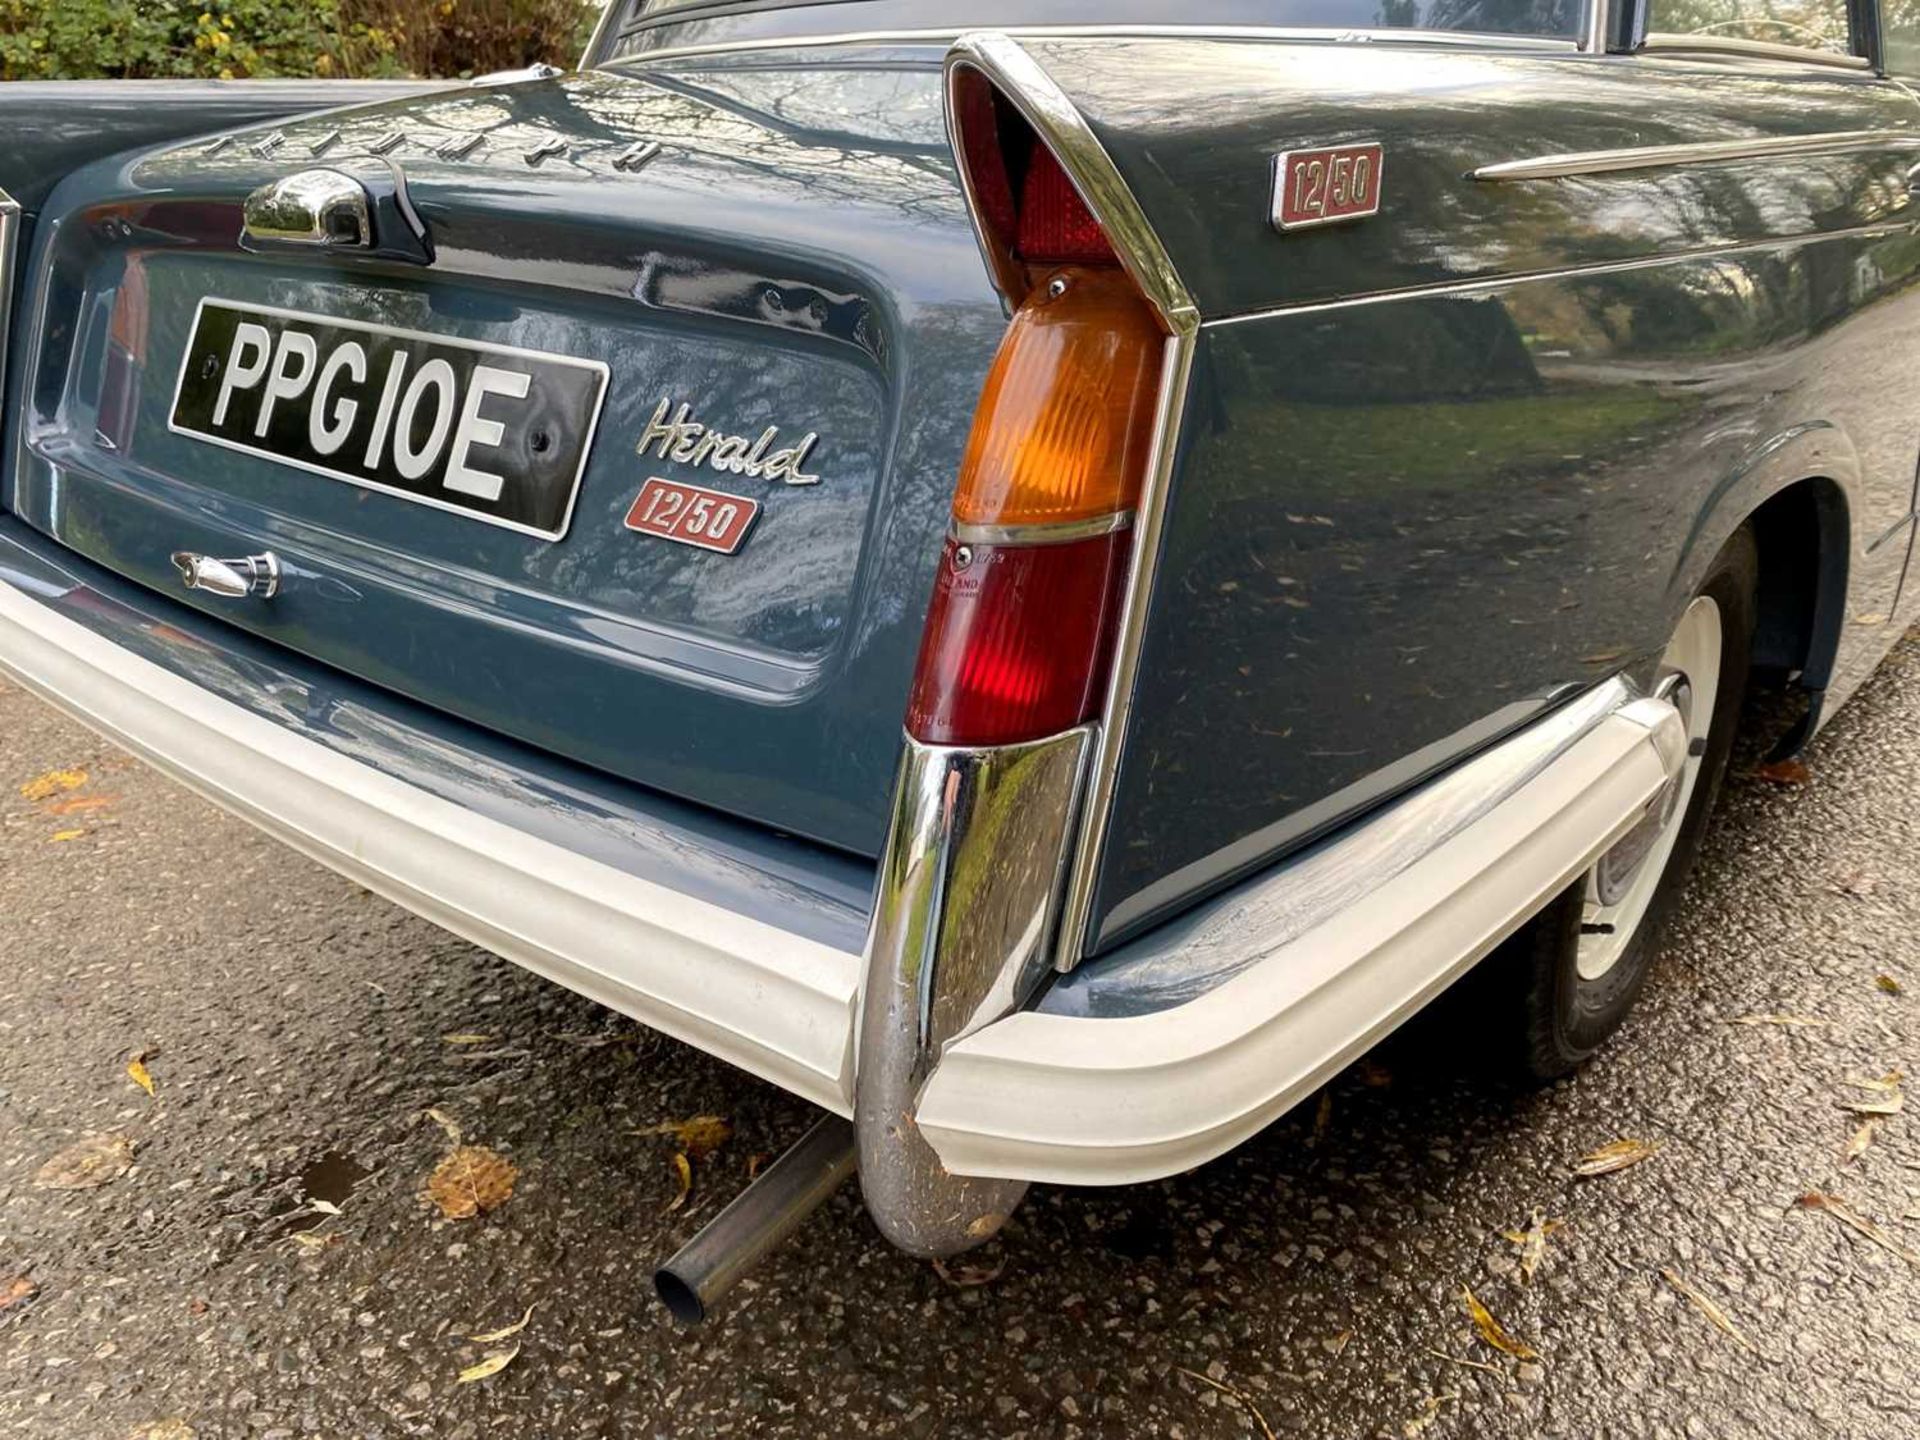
[1460,1287,1539,1361]
[455,1342,521,1385]
[1501,1209,1566,1284]
[1839,1093,1903,1117]
[425,1145,518,1220]
[1877,974,1904,995]
[1795,1193,1920,1268]
[1573,1138,1659,1177]
[665,1151,693,1213]
[1843,1120,1878,1165]
[20,767,87,801]
[49,829,86,843]
[1661,1268,1761,1355]
[469,1303,537,1344]
[638,1114,733,1162]
[1846,1070,1905,1092]
[441,1033,495,1046]
[33,1133,134,1190]
[126,1055,155,1097]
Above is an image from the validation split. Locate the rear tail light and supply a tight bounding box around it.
[907,83,1167,748]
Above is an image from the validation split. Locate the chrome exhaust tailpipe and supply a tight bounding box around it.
[653,1114,856,1324]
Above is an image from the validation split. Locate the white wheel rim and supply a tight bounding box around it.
[1576,594,1722,982]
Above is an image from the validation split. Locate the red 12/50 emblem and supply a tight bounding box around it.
[624,477,760,554]
[1271,143,1384,231]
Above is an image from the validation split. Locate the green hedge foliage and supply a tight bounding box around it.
[1,0,599,81]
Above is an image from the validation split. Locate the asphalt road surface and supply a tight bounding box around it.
[3,632,1918,1440]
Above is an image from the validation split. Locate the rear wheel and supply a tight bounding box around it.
[1495,527,1757,1080]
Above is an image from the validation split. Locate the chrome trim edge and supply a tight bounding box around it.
[1051,330,1198,969]
[1580,0,1608,52]
[950,511,1133,547]
[0,188,18,431]
[1639,32,1872,68]
[915,689,1689,1185]
[608,25,1580,70]
[1474,127,1920,181]
[945,32,1200,325]
[0,576,863,1113]
[854,728,1092,1256]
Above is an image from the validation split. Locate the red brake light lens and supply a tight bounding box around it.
[906,534,1131,747]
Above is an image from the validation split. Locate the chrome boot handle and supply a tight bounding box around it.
[170,551,281,599]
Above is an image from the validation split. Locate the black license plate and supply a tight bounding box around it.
[169,298,609,541]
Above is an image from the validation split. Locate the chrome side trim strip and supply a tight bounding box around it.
[1474,127,1919,181]
[604,24,1578,71]
[1579,0,1608,52]
[0,188,17,435]
[1639,32,1872,68]
[1207,219,1913,327]
[950,511,1133,547]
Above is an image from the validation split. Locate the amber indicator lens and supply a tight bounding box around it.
[951,267,1162,529]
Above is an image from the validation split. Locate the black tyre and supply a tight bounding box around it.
[1492,526,1758,1080]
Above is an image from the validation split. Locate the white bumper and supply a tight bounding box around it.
[916,690,1684,1185]
[0,576,863,1114]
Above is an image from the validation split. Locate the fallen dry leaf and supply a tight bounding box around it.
[1573,1138,1659,1177]
[1,1274,38,1314]
[932,1254,1007,1288]
[49,829,86,843]
[744,1152,770,1181]
[1795,1193,1920,1267]
[284,1231,340,1252]
[638,1114,733,1162]
[1846,1070,1905,1092]
[425,1145,518,1220]
[1843,1120,1879,1165]
[34,1133,134,1190]
[1175,1367,1277,1440]
[1661,1268,1760,1355]
[1839,1093,1903,1117]
[665,1151,694,1213]
[1461,1287,1538,1361]
[1754,758,1810,787]
[126,1054,155,1098]
[43,793,112,816]
[20,767,87,801]
[1402,1391,1461,1439]
[455,1342,521,1385]
[468,1302,537,1344]
[1877,974,1904,996]
[1501,1209,1566,1284]
[441,1033,495,1046]
[1308,1089,1333,1148]
[307,1198,343,1216]
[424,1107,464,1144]
[1727,1014,1825,1028]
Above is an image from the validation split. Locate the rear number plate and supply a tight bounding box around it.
[169,298,609,541]
[1272,143,1383,231]
[624,477,759,554]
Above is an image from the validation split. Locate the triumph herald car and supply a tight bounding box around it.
[4,0,1917,1320]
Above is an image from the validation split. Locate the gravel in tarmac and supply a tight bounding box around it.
[2,634,1918,1439]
